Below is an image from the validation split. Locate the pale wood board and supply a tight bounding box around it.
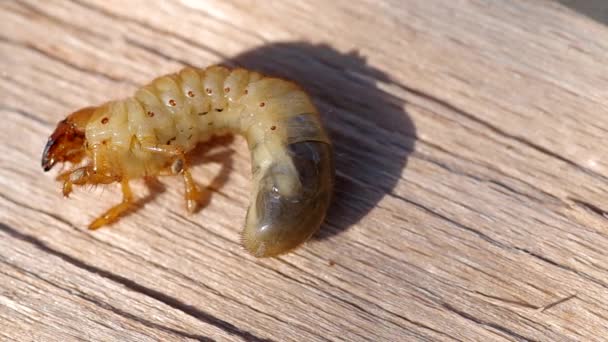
[1,1,608,341]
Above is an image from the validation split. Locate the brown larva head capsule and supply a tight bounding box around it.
[42,106,95,171]
[242,141,335,257]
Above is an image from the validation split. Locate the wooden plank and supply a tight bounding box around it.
[1,0,608,340]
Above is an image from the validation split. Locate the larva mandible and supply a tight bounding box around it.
[41,65,335,258]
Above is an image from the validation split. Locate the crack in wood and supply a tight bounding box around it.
[0,105,52,126]
[539,294,577,313]
[176,2,268,43]
[15,1,108,40]
[471,291,539,310]
[124,37,196,68]
[389,79,608,184]
[1,192,308,341]
[516,248,608,290]
[0,36,132,85]
[275,258,452,341]
[70,0,228,60]
[281,253,461,341]
[413,151,560,205]
[0,65,74,108]
[167,214,341,341]
[389,192,608,294]
[2,193,298,341]
[417,137,564,204]
[569,198,608,220]
[388,192,512,250]
[0,223,272,342]
[470,290,577,314]
[0,258,214,341]
[441,303,538,342]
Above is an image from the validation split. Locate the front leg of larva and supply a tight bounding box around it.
[56,165,116,197]
[56,165,134,229]
[89,179,134,230]
[56,167,86,197]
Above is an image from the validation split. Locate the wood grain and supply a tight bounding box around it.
[1,0,608,341]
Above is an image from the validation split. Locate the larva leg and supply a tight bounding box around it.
[57,171,75,197]
[182,167,201,213]
[142,143,202,213]
[57,167,85,197]
[56,165,115,197]
[89,179,134,230]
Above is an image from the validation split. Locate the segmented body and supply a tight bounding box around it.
[87,66,328,178]
[42,66,335,257]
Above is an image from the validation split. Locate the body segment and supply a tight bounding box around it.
[42,66,334,257]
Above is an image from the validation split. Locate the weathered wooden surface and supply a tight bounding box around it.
[1,1,608,341]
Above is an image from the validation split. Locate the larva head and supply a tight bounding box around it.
[42,107,95,171]
[242,141,335,257]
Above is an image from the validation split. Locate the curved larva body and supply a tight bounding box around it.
[42,66,334,257]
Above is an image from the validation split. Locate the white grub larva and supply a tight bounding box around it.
[41,66,334,258]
